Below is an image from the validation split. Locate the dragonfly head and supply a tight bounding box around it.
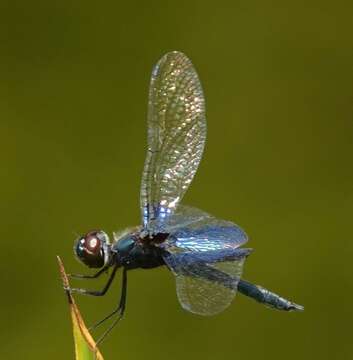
[74,230,112,268]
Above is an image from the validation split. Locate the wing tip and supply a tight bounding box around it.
[159,50,191,64]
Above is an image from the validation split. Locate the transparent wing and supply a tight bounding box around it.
[140,52,207,234]
[159,205,211,233]
[164,252,246,316]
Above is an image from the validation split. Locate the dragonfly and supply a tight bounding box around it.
[68,51,303,343]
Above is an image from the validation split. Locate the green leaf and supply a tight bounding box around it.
[57,256,104,360]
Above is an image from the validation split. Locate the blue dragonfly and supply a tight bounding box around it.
[68,51,303,342]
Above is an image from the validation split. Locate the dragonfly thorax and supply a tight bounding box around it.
[112,232,166,270]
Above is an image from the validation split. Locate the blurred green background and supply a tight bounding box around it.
[1,1,352,359]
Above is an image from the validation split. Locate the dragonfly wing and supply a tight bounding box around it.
[175,268,238,316]
[159,205,211,233]
[161,205,248,249]
[163,250,247,316]
[162,215,249,316]
[140,52,206,234]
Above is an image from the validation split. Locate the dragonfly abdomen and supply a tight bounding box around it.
[237,279,304,312]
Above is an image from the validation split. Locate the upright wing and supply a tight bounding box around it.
[140,52,206,234]
[161,206,249,315]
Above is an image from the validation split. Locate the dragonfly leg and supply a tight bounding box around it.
[90,267,127,330]
[93,268,128,346]
[68,264,110,280]
[67,265,118,296]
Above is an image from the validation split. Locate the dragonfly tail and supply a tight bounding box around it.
[237,279,304,312]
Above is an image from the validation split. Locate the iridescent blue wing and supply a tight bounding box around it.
[140,52,206,234]
[162,205,248,248]
[160,206,249,315]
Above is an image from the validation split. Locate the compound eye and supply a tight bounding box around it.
[84,232,101,254]
[74,230,108,268]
